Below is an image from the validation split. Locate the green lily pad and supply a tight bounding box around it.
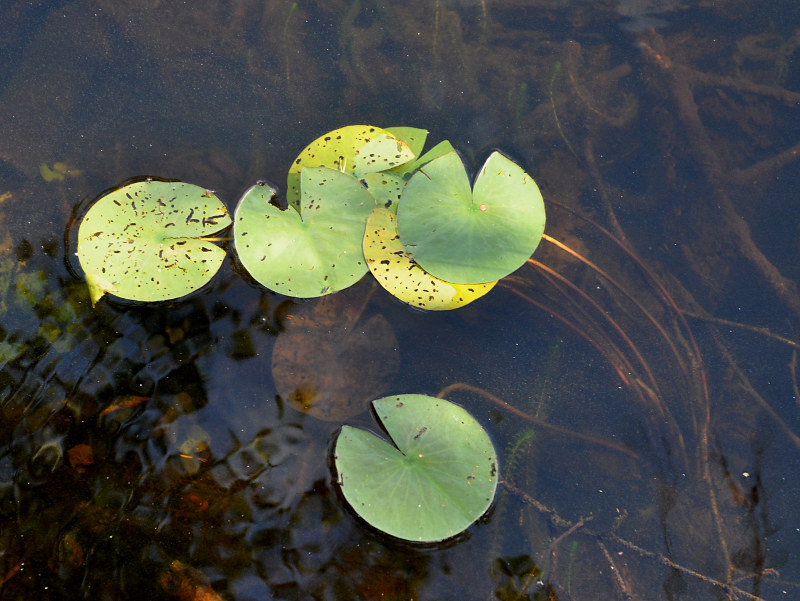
[334,394,498,543]
[360,172,406,212]
[391,139,456,179]
[385,126,428,158]
[396,151,545,284]
[234,168,376,298]
[363,208,496,310]
[352,133,415,178]
[286,125,410,208]
[77,179,231,305]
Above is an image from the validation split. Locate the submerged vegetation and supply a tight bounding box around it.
[1,1,800,599]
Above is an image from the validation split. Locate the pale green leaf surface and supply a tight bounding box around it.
[234,168,376,297]
[77,180,231,304]
[397,151,545,284]
[384,126,428,158]
[334,394,498,543]
[286,125,395,207]
[391,139,456,179]
[360,172,406,212]
[352,134,415,178]
[363,208,495,310]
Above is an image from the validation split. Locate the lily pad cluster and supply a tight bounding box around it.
[76,125,546,309]
[73,128,510,543]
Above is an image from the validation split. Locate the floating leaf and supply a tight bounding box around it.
[334,394,498,543]
[272,285,400,421]
[353,133,415,178]
[360,172,406,212]
[234,168,376,298]
[397,151,545,284]
[77,179,231,305]
[384,126,428,159]
[363,208,496,310]
[391,139,456,179]
[286,125,405,207]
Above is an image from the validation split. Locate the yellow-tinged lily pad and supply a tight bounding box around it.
[77,179,231,305]
[352,133,415,178]
[363,208,496,310]
[286,125,413,208]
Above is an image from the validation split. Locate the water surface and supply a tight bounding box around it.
[2,1,800,599]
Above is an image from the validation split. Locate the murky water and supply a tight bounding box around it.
[2,1,800,599]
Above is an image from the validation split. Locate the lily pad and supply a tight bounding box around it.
[397,151,545,284]
[234,168,376,298]
[384,126,428,159]
[360,172,406,212]
[391,139,456,179]
[271,285,400,421]
[286,125,411,207]
[363,208,496,310]
[334,394,498,543]
[352,133,415,178]
[77,179,231,305]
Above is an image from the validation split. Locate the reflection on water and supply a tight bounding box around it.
[2,1,800,599]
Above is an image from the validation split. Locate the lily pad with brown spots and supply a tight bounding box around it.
[363,207,496,310]
[77,178,231,305]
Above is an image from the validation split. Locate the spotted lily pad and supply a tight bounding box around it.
[390,139,456,179]
[333,394,498,543]
[352,134,415,178]
[363,208,496,310]
[234,168,376,297]
[286,125,414,208]
[397,151,545,284]
[360,172,406,212]
[385,126,428,157]
[77,179,231,305]
[271,285,400,421]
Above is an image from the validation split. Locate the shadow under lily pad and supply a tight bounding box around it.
[271,284,400,421]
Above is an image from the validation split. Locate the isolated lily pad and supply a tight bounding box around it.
[286,125,412,207]
[234,168,376,297]
[272,285,400,421]
[397,151,545,284]
[363,208,496,310]
[334,394,498,543]
[77,179,231,305]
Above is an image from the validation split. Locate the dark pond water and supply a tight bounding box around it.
[2,1,800,600]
